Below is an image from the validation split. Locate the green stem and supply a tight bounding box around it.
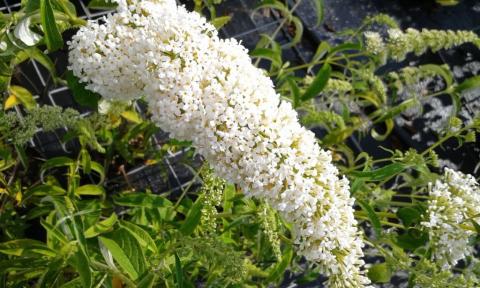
[271,52,366,76]
[173,170,201,210]
[356,215,404,229]
[394,193,430,200]
[355,210,397,218]
[379,220,404,229]
[420,125,470,157]
[388,201,413,207]
[347,158,393,171]
[215,210,256,218]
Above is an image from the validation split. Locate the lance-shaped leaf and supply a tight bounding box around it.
[40,0,63,51]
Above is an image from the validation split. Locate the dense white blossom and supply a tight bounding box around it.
[363,31,385,56]
[422,168,480,269]
[68,0,370,286]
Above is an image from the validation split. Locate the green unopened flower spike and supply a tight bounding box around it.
[258,203,282,260]
[199,165,226,234]
[364,28,480,62]
[324,79,353,94]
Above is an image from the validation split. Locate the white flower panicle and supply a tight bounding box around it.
[68,0,370,286]
[422,168,480,269]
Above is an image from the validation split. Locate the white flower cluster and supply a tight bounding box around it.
[364,31,385,55]
[422,168,480,269]
[68,0,370,286]
[364,28,480,61]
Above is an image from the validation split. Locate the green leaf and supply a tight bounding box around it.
[114,193,173,209]
[222,183,236,212]
[118,220,157,253]
[350,177,365,195]
[0,75,10,92]
[9,85,36,110]
[250,47,282,68]
[99,236,139,280]
[321,126,355,145]
[397,206,423,227]
[372,98,419,124]
[0,239,56,257]
[114,229,147,276]
[88,0,118,9]
[84,161,105,184]
[40,0,64,51]
[357,199,382,238]
[295,271,321,285]
[211,16,231,29]
[396,228,428,250]
[311,41,330,64]
[350,163,406,181]
[25,47,57,79]
[15,144,29,169]
[80,148,91,174]
[371,118,394,141]
[285,76,301,108]
[56,0,78,19]
[287,17,303,47]
[137,272,158,288]
[471,219,480,234]
[75,184,105,197]
[328,42,361,55]
[24,0,41,13]
[59,277,84,288]
[420,64,453,88]
[38,257,64,288]
[312,0,325,26]
[41,219,69,245]
[454,75,480,94]
[0,257,49,274]
[368,263,392,283]
[301,63,331,101]
[84,213,117,238]
[255,0,291,20]
[121,110,143,124]
[41,156,75,172]
[66,71,101,108]
[70,249,92,288]
[267,246,292,282]
[179,197,203,236]
[174,253,185,288]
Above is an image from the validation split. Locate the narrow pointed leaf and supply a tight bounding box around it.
[99,236,139,280]
[40,0,63,51]
[301,63,331,101]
